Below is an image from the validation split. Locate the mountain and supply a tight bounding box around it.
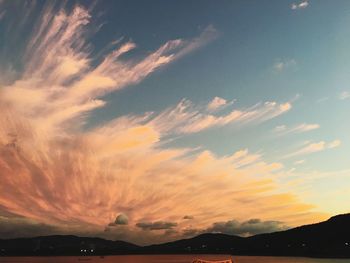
[0,235,139,256]
[0,214,349,257]
[245,213,350,257]
[143,233,246,254]
[143,213,350,258]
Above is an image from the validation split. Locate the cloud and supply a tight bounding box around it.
[273,59,296,72]
[339,91,350,100]
[328,139,341,149]
[294,160,305,165]
[182,228,201,237]
[288,141,324,157]
[136,221,178,231]
[150,98,292,134]
[274,123,320,135]
[172,24,219,59]
[207,96,230,111]
[291,1,309,10]
[206,218,288,236]
[0,216,60,238]
[183,215,194,220]
[164,229,179,236]
[0,2,327,245]
[285,140,341,158]
[274,125,287,132]
[114,214,129,225]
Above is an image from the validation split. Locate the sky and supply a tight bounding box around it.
[0,0,349,245]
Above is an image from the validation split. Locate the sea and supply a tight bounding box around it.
[0,255,350,263]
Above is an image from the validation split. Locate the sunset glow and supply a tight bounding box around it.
[0,0,349,245]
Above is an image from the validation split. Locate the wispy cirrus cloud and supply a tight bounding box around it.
[1,3,217,136]
[172,24,219,60]
[284,140,341,158]
[291,1,309,10]
[0,1,326,245]
[274,123,320,136]
[150,98,292,135]
[136,221,177,231]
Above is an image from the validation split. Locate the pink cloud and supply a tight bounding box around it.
[150,99,292,134]
[0,3,326,245]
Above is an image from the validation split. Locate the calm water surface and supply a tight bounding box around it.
[0,255,350,263]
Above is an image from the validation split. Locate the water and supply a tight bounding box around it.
[0,255,350,263]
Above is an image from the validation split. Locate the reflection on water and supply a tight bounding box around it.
[0,255,350,263]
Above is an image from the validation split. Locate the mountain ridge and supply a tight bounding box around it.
[1,213,349,257]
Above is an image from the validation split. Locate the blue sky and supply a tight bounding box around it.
[0,0,349,244]
[88,0,350,169]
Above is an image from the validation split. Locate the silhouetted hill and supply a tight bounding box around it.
[245,213,350,257]
[143,233,246,254]
[142,214,350,257]
[1,214,349,257]
[0,235,139,256]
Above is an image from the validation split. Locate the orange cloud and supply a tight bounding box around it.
[284,140,341,158]
[0,3,327,245]
[150,99,292,134]
[207,96,230,111]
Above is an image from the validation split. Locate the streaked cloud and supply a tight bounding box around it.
[294,160,305,165]
[172,24,219,59]
[299,141,326,155]
[274,123,320,135]
[150,98,292,134]
[136,221,177,231]
[285,140,341,158]
[274,125,287,132]
[291,1,309,10]
[0,1,328,245]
